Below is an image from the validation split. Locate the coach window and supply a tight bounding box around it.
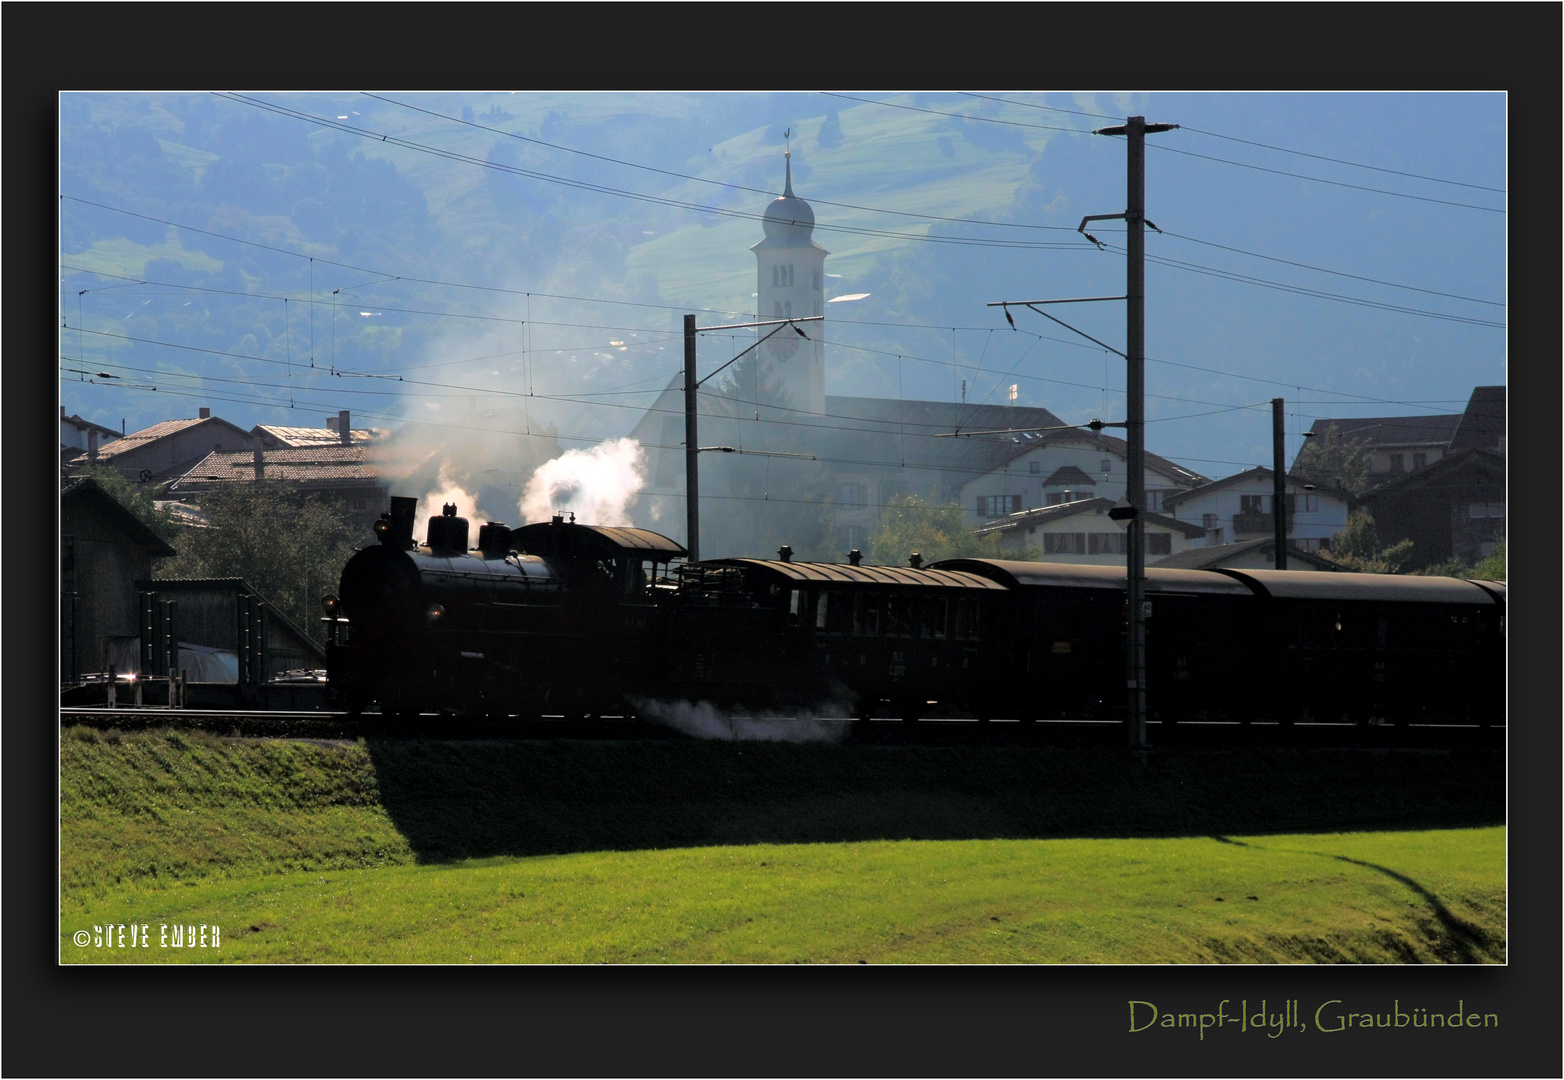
[953,598,980,640]
[884,594,913,637]
[920,597,948,639]
[853,593,881,636]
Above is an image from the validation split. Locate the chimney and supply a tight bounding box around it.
[253,448,264,481]
[339,410,351,446]
[88,430,99,462]
[199,407,211,420]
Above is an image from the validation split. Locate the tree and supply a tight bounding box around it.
[1472,539,1506,581]
[158,482,362,643]
[868,495,1032,566]
[1325,509,1414,574]
[1291,430,1374,498]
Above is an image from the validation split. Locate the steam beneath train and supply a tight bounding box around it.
[520,437,646,527]
[631,698,851,743]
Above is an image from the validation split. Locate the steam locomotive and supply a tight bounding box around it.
[326,497,1505,727]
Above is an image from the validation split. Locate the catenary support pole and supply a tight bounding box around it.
[684,313,700,563]
[1273,398,1288,570]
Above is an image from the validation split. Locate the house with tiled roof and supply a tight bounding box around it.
[974,496,1207,564]
[1358,448,1504,570]
[90,408,258,484]
[958,427,1209,527]
[1293,386,1504,494]
[1161,466,1350,553]
[167,445,389,529]
[60,406,122,462]
[252,409,383,449]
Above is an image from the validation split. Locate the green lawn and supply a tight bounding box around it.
[63,830,1503,964]
[60,728,1505,964]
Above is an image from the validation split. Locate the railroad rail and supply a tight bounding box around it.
[59,707,1504,749]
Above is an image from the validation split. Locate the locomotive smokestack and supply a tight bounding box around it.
[778,545,793,563]
[848,549,862,567]
[908,552,923,569]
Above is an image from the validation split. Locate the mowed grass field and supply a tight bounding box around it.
[59,728,1505,964]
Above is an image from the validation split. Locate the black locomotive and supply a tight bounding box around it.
[326,497,1505,727]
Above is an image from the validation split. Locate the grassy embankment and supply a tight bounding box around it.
[60,727,1505,963]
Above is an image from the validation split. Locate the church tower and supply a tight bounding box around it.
[751,152,827,415]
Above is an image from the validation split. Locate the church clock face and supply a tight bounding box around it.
[768,334,799,361]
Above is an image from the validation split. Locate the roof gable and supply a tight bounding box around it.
[975,496,1207,537]
[1164,466,1350,508]
[60,477,177,557]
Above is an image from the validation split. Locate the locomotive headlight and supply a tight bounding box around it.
[321,593,340,615]
[426,603,445,624]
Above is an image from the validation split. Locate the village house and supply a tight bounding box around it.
[974,496,1206,564]
[1161,466,1350,553]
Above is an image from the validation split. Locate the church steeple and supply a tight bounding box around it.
[751,152,828,416]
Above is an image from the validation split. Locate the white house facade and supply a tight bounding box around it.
[958,430,1208,529]
[974,496,1207,565]
[1162,467,1349,552]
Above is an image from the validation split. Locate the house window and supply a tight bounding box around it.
[1088,533,1126,555]
[1029,461,1041,474]
[1301,494,1318,513]
[977,495,1023,518]
[1412,452,1427,469]
[1240,495,1266,513]
[1469,501,1505,519]
[1101,460,1113,474]
[841,483,868,510]
[1146,533,1172,555]
[812,268,821,291]
[1389,453,1404,472]
[1044,532,1087,555]
[1202,513,1218,530]
[1209,528,1225,545]
[1047,491,1085,507]
[1146,490,1164,512]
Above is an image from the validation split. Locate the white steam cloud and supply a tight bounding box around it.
[632,698,851,743]
[521,437,646,526]
[413,465,495,543]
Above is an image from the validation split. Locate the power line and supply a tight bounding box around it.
[961,93,1505,194]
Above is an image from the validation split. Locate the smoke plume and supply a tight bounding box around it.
[521,437,646,526]
[413,465,495,543]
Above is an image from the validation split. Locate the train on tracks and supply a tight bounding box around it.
[326,497,1505,727]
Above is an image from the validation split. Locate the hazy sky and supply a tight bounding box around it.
[59,90,1505,485]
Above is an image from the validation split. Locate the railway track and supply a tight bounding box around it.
[59,706,1504,749]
